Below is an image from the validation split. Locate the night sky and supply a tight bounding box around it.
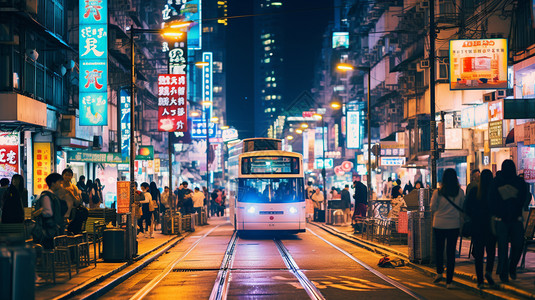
[226,0,334,138]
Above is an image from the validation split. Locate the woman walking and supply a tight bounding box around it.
[140,182,154,238]
[465,169,496,288]
[431,168,465,288]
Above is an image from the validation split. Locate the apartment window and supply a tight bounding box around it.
[264,46,271,51]
[203,26,214,33]
[213,86,223,93]
[264,58,270,63]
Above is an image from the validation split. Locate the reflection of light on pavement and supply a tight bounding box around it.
[272,275,394,291]
[388,276,435,288]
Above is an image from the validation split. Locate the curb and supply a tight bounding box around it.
[51,234,187,300]
[311,222,535,300]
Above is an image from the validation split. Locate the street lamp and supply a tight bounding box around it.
[336,62,372,211]
[128,24,186,262]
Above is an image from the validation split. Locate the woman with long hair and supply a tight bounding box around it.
[430,168,465,288]
[149,182,161,227]
[87,180,101,209]
[465,169,496,288]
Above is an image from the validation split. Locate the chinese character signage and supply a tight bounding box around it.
[34,143,51,195]
[346,110,361,149]
[449,39,508,90]
[154,158,161,173]
[79,0,108,126]
[191,119,218,139]
[0,132,19,178]
[380,157,406,166]
[116,181,130,214]
[158,74,187,132]
[488,99,504,122]
[489,120,504,147]
[67,151,128,164]
[120,89,130,158]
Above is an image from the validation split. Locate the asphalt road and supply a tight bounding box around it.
[96,218,483,300]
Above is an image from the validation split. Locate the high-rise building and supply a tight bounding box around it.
[253,0,284,138]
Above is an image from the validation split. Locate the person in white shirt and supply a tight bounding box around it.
[192,187,205,217]
[430,168,465,288]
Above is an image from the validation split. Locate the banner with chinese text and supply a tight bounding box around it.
[449,39,508,90]
[120,89,130,158]
[0,132,19,178]
[116,181,130,214]
[33,143,51,195]
[158,74,187,132]
[79,0,108,125]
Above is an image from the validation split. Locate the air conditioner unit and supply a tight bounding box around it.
[436,58,449,80]
[495,90,506,99]
[60,115,75,137]
[420,60,429,68]
[93,136,103,150]
[483,92,495,102]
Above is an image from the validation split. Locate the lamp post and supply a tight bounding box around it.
[336,63,372,211]
[128,23,187,262]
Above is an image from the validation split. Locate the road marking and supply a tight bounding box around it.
[308,228,426,300]
[209,231,239,300]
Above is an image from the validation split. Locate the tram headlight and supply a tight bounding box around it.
[247,206,256,214]
[289,206,298,214]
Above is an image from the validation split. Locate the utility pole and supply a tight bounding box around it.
[429,0,437,189]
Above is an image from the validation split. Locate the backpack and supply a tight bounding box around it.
[32,191,63,244]
[67,205,89,234]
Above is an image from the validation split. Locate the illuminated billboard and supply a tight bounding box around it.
[158,74,188,132]
[332,32,349,49]
[346,110,361,149]
[120,89,130,158]
[79,0,108,125]
[449,39,508,90]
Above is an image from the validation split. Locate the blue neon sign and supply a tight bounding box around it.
[120,89,131,158]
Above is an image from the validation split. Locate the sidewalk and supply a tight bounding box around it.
[35,231,182,300]
[317,222,535,299]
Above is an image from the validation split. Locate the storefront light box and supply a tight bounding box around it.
[449,39,508,90]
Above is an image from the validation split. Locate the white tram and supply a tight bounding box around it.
[229,138,306,234]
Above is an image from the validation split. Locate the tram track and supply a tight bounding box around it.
[208,231,239,300]
[307,228,426,300]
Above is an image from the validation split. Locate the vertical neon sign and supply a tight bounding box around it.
[120,89,130,158]
[79,0,108,126]
[202,52,213,120]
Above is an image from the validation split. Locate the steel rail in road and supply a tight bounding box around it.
[129,224,223,300]
[274,238,326,300]
[307,228,426,300]
[208,231,239,300]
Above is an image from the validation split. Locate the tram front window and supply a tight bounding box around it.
[238,178,304,203]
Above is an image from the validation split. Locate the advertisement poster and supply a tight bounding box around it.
[154,158,160,173]
[489,120,504,147]
[449,39,508,90]
[0,132,19,178]
[33,143,51,195]
[158,74,188,132]
[332,32,349,48]
[346,111,361,149]
[116,181,130,214]
[79,0,108,125]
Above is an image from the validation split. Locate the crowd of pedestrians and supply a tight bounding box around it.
[431,160,531,289]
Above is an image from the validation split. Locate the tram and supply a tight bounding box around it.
[229,138,306,234]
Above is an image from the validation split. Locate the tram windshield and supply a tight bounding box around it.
[238,178,304,203]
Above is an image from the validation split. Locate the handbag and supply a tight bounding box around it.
[444,195,472,237]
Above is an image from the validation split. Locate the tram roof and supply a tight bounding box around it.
[239,150,302,158]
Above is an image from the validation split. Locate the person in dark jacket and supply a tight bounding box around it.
[489,160,530,283]
[1,174,25,223]
[341,185,351,223]
[465,169,496,288]
[352,175,368,221]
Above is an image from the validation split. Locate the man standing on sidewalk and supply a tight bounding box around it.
[352,175,368,220]
[192,187,205,218]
